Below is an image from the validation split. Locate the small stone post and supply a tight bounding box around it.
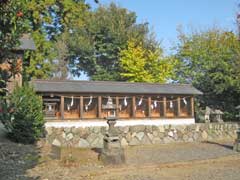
[233,127,240,152]
[204,106,211,123]
[236,105,240,121]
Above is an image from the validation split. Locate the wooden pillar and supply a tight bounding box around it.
[147,96,152,118]
[190,96,194,117]
[116,96,119,117]
[132,96,136,118]
[98,96,102,118]
[163,96,166,117]
[177,97,181,117]
[60,96,64,120]
[80,96,83,119]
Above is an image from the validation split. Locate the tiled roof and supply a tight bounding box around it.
[32,80,203,95]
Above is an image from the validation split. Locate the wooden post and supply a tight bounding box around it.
[80,96,83,119]
[163,96,166,117]
[116,96,119,117]
[177,97,181,117]
[147,96,152,118]
[190,96,194,117]
[132,96,136,118]
[98,96,102,118]
[60,96,64,120]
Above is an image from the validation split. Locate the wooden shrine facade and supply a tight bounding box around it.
[32,80,202,120]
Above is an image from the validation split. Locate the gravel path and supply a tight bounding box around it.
[91,155,240,180]
[27,140,240,180]
[125,141,239,165]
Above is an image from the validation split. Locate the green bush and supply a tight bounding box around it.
[0,84,44,144]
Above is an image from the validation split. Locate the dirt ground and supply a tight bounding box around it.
[26,143,240,180]
[1,123,240,180]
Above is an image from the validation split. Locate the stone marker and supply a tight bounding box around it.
[236,105,240,121]
[204,106,211,123]
[233,127,240,152]
[50,145,61,159]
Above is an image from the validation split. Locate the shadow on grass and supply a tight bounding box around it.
[0,124,41,180]
[203,141,233,150]
[91,148,102,154]
[91,148,102,160]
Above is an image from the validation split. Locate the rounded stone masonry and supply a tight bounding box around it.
[45,122,239,148]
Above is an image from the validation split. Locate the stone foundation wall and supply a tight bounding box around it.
[45,123,239,148]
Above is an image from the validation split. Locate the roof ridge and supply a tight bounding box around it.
[32,79,202,95]
[32,79,193,86]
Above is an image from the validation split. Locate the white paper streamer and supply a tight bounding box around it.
[70,96,74,107]
[124,97,128,106]
[87,96,93,106]
[67,104,70,111]
[138,97,143,106]
[170,101,173,108]
[154,100,157,108]
[183,98,187,105]
[85,96,93,111]
[151,104,154,109]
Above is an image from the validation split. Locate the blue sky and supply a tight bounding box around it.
[89,0,238,51]
[78,0,238,80]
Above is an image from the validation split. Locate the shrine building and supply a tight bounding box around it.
[32,79,202,126]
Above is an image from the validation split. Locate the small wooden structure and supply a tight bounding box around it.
[0,34,35,93]
[32,80,202,123]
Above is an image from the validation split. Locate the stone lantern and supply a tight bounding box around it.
[100,96,125,164]
[212,109,224,123]
[102,96,117,119]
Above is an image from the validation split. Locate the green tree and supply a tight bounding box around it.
[51,32,70,80]
[0,84,44,144]
[0,0,30,61]
[67,3,155,80]
[24,0,89,79]
[175,28,240,120]
[1,0,90,80]
[120,40,176,83]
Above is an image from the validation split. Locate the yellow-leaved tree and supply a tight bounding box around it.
[120,40,176,83]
